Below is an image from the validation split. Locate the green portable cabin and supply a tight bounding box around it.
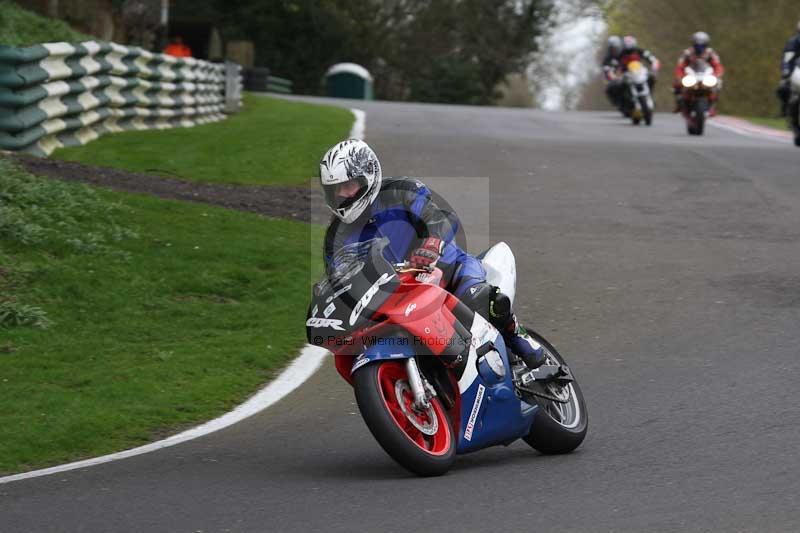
[325,63,373,100]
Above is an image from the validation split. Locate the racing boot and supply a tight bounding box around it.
[461,282,546,370]
[503,319,546,370]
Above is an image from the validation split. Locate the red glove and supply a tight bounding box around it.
[409,237,444,269]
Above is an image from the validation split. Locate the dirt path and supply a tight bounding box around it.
[8,154,330,224]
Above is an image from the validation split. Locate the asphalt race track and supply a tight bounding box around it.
[3,99,800,532]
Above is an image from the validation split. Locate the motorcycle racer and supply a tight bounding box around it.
[673,31,725,113]
[618,35,661,89]
[319,139,545,370]
[603,35,625,109]
[777,21,800,116]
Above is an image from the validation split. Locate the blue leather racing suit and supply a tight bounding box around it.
[323,177,485,299]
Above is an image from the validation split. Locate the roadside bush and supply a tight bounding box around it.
[0,300,51,329]
[0,1,91,46]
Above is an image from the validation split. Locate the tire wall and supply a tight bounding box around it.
[0,41,243,156]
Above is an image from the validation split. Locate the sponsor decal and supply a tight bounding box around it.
[405,303,417,316]
[349,272,394,326]
[469,286,478,295]
[311,305,319,317]
[464,384,486,442]
[323,302,336,318]
[325,283,352,304]
[306,317,345,331]
[351,354,370,373]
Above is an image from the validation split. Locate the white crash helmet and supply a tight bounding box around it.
[692,31,710,53]
[608,35,622,53]
[320,139,382,224]
[622,35,637,51]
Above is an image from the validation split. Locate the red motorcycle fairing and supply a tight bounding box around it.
[332,268,471,383]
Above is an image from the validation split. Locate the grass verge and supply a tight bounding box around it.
[740,116,789,131]
[52,94,354,187]
[0,158,322,474]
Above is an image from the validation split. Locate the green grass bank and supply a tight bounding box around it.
[53,94,354,186]
[0,157,325,473]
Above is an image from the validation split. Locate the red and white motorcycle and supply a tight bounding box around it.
[306,238,587,476]
[679,59,721,136]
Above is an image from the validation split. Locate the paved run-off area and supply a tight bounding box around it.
[3,101,800,532]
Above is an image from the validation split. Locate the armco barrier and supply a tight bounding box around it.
[0,41,243,156]
[266,75,293,94]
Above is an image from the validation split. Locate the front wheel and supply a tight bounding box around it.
[640,95,653,126]
[789,100,800,147]
[353,360,456,476]
[522,332,588,454]
[693,98,707,135]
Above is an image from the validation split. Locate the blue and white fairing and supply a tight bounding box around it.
[456,313,538,454]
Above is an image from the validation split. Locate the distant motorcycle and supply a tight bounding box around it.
[679,60,720,136]
[789,65,800,147]
[622,60,654,126]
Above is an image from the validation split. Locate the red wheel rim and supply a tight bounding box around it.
[376,361,452,456]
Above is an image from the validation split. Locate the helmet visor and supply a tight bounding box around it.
[324,177,370,211]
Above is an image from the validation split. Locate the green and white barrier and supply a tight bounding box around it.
[0,41,242,156]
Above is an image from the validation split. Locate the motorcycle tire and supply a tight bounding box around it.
[693,98,707,136]
[789,101,800,147]
[522,332,588,455]
[640,96,653,126]
[354,360,456,476]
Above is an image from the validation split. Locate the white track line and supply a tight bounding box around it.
[350,108,366,140]
[0,107,369,485]
[0,345,329,485]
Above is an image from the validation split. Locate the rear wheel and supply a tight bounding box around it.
[353,360,456,476]
[522,332,588,454]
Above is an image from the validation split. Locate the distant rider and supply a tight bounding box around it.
[319,139,545,370]
[617,35,661,89]
[673,32,725,113]
[777,21,800,116]
[603,35,624,109]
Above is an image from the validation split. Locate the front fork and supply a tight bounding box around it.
[406,357,435,409]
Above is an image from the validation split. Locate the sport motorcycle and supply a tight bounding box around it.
[679,59,720,136]
[621,60,654,126]
[306,237,588,476]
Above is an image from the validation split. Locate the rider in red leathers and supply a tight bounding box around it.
[673,32,725,113]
